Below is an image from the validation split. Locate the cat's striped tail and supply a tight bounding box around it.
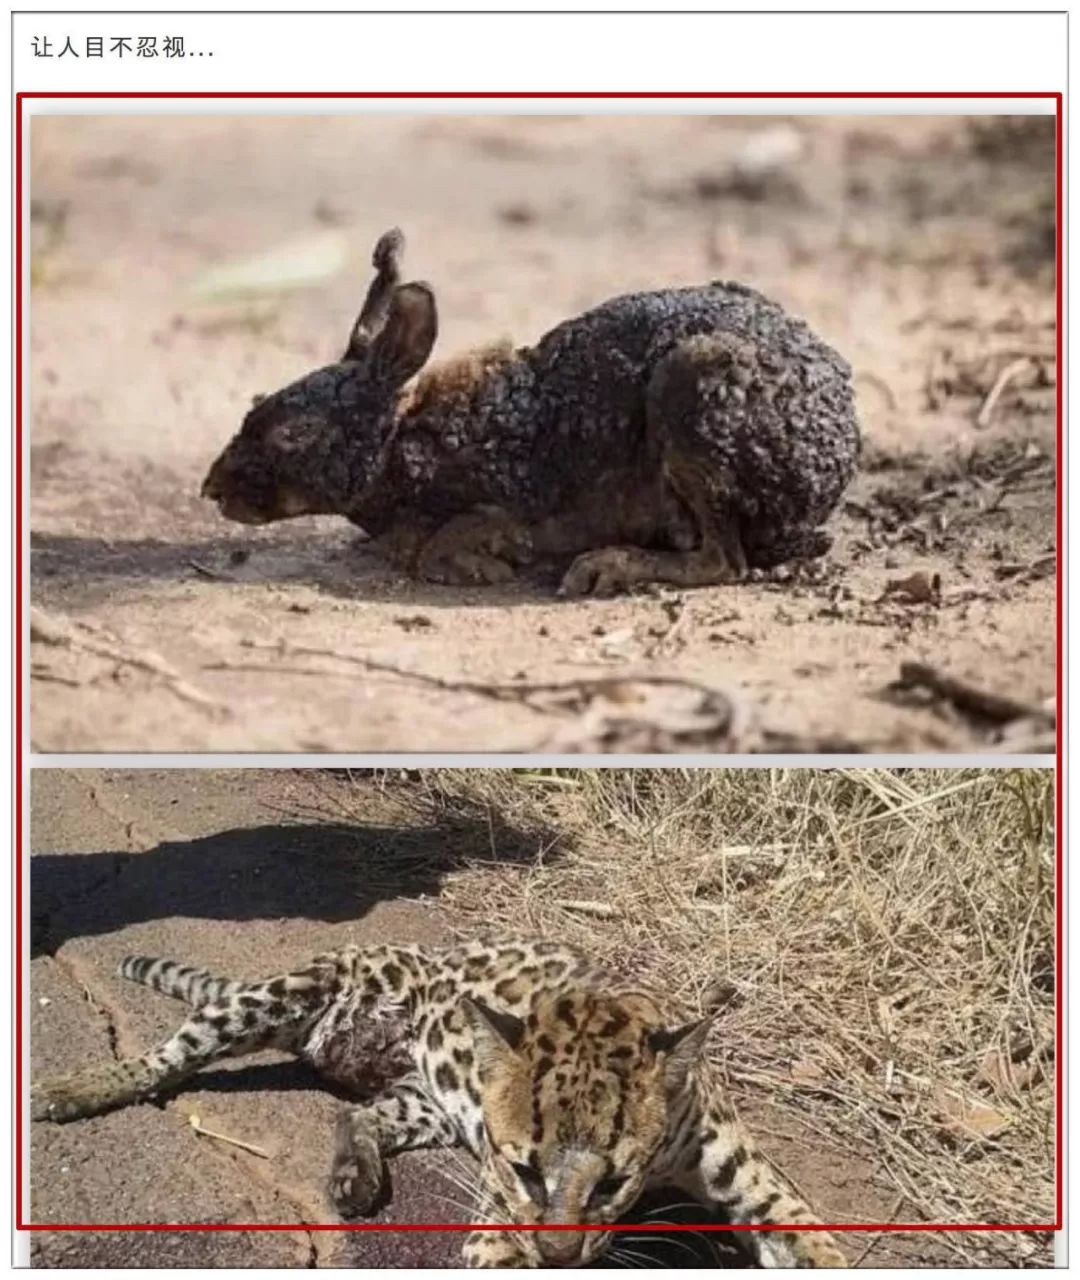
[118,955,245,1006]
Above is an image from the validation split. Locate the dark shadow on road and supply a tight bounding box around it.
[31,803,566,958]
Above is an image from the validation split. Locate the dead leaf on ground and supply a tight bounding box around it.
[882,571,941,605]
[977,1040,1045,1096]
[932,1085,1013,1140]
[790,1059,828,1087]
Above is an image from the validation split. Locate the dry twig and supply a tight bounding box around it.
[30,607,227,716]
[895,661,1054,728]
[187,1113,270,1158]
[976,357,1036,429]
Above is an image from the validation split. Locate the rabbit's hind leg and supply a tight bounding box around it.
[661,453,749,579]
[408,507,533,585]
[645,332,765,570]
[558,544,738,597]
[557,457,746,598]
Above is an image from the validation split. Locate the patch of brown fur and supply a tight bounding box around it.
[373,517,432,573]
[486,989,669,1151]
[400,338,518,417]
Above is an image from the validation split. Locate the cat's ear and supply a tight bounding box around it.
[648,1016,713,1089]
[461,997,525,1075]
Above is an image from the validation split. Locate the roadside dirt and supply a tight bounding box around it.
[28,769,1048,1267]
[28,113,1056,752]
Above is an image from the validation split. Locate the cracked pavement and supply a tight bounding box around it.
[28,769,464,1267]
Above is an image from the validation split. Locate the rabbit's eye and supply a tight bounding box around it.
[265,419,313,451]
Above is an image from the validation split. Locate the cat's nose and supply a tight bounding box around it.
[201,469,221,500]
[536,1231,585,1265]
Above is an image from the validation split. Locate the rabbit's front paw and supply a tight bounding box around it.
[558,547,653,597]
[417,508,532,586]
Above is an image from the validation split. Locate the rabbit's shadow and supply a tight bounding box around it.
[31,528,572,611]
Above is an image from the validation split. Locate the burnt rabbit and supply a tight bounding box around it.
[202,228,859,595]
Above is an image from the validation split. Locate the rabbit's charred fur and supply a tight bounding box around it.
[203,228,860,595]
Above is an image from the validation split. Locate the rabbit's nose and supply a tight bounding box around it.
[201,472,221,500]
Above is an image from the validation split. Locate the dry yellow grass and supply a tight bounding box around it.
[298,767,1055,1266]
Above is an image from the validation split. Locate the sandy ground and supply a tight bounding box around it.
[29,767,1022,1268]
[28,113,1056,753]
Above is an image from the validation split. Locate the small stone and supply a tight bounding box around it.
[498,203,536,226]
[394,614,433,632]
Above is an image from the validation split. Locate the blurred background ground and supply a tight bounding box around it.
[28,112,1056,752]
[29,767,1054,1266]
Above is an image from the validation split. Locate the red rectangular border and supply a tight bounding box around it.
[14,90,1064,1239]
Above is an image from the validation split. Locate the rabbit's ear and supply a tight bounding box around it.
[370,283,437,386]
[343,228,405,360]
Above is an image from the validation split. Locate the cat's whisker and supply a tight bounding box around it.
[604,1243,658,1269]
[433,1168,481,1204]
[424,1189,482,1218]
[635,1198,708,1219]
[620,1229,720,1262]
